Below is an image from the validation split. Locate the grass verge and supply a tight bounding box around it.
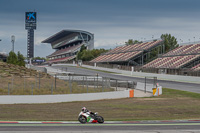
[0,88,200,121]
[0,76,114,95]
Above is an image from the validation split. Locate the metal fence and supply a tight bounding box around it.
[57,74,137,91]
[0,73,137,95]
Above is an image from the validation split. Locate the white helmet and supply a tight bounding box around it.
[82,107,86,112]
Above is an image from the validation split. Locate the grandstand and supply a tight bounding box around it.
[143,43,200,71]
[42,30,94,64]
[0,52,7,62]
[91,40,164,66]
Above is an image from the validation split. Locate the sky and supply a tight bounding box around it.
[1,0,200,57]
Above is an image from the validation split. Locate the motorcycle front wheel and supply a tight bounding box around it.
[78,115,87,124]
[97,116,104,123]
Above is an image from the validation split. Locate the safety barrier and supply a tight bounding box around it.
[136,82,162,96]
[0,89,154,104]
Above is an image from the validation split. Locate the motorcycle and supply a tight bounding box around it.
[78,111,104,124]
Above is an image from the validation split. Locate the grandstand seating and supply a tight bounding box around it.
[48,55,76,63]
[91,40,162,63]
[143,43,200,69]
[144,55,200,69]
[48,43,83,57]
[91,51,142,62]
[163,44,200,56]
[106,40,162,54]
[191,63,200,71]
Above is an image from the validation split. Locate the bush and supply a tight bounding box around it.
[7,51,25,66]
[77,48,108,61]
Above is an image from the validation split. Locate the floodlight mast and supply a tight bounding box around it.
[11,35,15,52]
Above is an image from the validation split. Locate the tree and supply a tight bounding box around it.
[17,51,25,66]
[125,39,143,45]
[7,51,25,66]
[161,34,179,53]
[76,48,108,61]
[33,56,46,60]
[81,50,94,61]
[76,45,87,60]
[7,51,18,65]
[125,39,134,45]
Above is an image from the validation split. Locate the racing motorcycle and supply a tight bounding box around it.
[78,111,104,124]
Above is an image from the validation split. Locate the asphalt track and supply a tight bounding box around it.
[52,66,200,93]
[0,121,200,133]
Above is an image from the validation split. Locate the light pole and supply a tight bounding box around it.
[11,35,15,52]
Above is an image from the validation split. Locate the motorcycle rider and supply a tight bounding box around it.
[81,107,95,118]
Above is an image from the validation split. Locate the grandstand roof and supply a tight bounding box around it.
[0,52,7,56]
[91,40,162,63]
[42,30,93,43]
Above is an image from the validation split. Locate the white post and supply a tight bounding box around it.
[28,58,32,68]
[29,58,32,65]
[131,66,134,75]
[94,63,96,67]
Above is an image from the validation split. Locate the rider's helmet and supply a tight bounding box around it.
[82,107,87,112]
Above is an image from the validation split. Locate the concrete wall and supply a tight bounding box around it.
[0,91,129,104]
[136,82,154,92]
[0,89,155,104]
[136,82,162,96]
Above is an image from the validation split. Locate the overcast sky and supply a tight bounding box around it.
[1,0,200,57]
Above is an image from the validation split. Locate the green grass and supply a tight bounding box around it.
[0,88,200,121]
[160,88,200,99]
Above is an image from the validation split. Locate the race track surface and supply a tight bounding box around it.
[0,120,200,133]
[52,66,200,93]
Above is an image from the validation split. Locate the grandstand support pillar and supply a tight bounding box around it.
[163,44,165,54]
[142,52,144,66]
[79,32,85,44]
[148,52,150,60]
[145,53,148,60]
